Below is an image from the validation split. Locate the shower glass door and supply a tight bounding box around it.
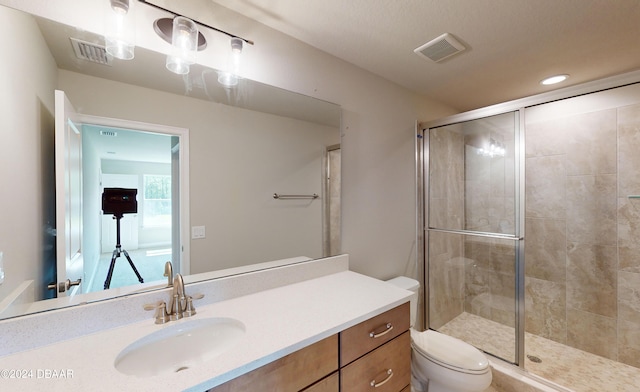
[425,110,523,365]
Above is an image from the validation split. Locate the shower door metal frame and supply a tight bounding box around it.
[417,107,526,368]
[415,121,427,332]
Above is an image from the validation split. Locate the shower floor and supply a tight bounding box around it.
[439,312,640,392]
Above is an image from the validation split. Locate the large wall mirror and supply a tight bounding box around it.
[0,2,341,321]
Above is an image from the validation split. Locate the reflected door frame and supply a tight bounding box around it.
[77,114,191,276]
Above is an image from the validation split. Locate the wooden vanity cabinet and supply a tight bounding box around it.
[208,302,410,392]
[208,335,338,392]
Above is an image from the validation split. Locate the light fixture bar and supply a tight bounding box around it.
[138,0,254,45]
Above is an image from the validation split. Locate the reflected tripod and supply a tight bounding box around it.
[103,212,144,289]
[102,187,144,290]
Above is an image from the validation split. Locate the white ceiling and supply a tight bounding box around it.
[83,125,173,163]
[209,0,640,112]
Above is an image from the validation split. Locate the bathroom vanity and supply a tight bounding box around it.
[0,256,413,391]
[210,303,410,392]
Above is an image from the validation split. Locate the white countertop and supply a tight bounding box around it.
[0,271,412,391]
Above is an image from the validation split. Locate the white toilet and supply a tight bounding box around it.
[387,276,492,392]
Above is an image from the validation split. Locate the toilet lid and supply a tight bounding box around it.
[411,329,489,374]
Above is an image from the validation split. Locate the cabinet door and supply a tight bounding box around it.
[209,335,338,392]
[340,332,411,392]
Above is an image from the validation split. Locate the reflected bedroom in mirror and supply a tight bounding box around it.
[0,0,341,321]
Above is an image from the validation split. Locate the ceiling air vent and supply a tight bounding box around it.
[100,130,117,137]
[414,33,466,63]
[70,37,113,66]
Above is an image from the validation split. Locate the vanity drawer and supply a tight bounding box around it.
[340,331,411,392]
[340,302,410,365]
[302,372,339,392]
[209,334,338,392]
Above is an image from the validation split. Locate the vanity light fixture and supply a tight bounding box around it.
[540,74,569,85]
[104,0,135,60]
[217,38,244,87]
[139,0,254,78]
[165,16,199,75]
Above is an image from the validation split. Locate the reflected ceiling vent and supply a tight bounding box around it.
[70,37,113,66]
[414,33,466,63]
[100,130,118,137]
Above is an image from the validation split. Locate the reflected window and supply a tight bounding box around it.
[143,175,171,227]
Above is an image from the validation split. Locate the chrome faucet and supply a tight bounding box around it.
[163,261,173,287]
[145,273,204,324]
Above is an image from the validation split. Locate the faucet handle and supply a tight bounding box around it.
[183,294,204,317]
[144,301,170,324]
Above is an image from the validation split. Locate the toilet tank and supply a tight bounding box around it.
[386,276,420,327]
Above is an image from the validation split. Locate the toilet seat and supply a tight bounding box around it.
[411,329,489,375]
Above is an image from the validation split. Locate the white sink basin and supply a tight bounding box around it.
[114,317,246,377]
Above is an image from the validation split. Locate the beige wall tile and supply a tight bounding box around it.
[618,103,640,196]
[566,243,617,318]
[619,246,640,273]
[618,198,640,250]
[490,241,516,273]
[465,271,492,319]
[465,180,492,230]
[619,318,640,368]
[464,237,516,327]
[567,308,617,360]
[525,118,568,158]
[525,277,566,343]
[429,232,465,329]
[619,271,640,324]
[429,258,465,329]
[565,109,616,176]
[525,155,566,219]
[429,127,464,199]
[525,218,566,282]
[566,174,617,246]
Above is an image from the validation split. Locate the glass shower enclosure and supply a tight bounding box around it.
[419,80,640,390]
[420,110,525,366]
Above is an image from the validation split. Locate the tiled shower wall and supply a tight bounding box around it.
[525,102,640,368]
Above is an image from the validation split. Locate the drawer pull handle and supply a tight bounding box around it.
[370,369,393,388]
[369,323,393,338]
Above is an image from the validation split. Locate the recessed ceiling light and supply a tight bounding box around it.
[540,74,569,85]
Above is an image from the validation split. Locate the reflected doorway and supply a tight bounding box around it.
[78,120,189,293]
